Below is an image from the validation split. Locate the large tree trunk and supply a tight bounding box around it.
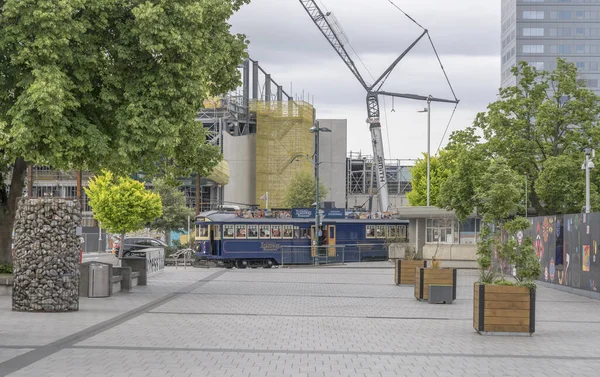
[529,182,546,216]
[0,157,28,265]
[164,230,171,246]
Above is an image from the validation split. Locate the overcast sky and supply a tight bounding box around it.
[229,0,500,160]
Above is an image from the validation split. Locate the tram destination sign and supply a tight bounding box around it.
[291,208,346,219]
[292,208,315,218]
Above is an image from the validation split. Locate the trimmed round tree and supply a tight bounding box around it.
[85,171,162,258]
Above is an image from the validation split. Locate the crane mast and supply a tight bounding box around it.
[298,0,391,211]
[299,0,458,212]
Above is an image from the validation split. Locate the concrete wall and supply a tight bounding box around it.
[317,119,347,208]
[422,244,477,261]
[223,132,256,207]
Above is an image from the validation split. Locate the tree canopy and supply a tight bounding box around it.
[85,171,162,256]
[432,59,600,218]
[406,153,449,207]
[149,178,193,245]
[0,0,249,263]
[284,172,329,208]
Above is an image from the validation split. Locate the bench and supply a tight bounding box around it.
[0,275,12,297]
[121,258,149,286]
[111,275,123,294]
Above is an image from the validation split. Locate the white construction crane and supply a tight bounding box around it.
[298,0,459,211]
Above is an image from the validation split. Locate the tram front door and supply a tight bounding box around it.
[311,225,336,258]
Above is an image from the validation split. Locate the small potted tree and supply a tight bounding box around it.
[470,159,541,335]
[473,218,541,335]
[393,242,427,285]
[414,218,457,301]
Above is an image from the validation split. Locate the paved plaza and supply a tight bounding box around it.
[1,263,600,377]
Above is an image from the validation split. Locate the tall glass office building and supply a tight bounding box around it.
[501,0,600,91]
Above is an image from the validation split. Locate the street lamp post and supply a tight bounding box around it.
[309,122,331,256]
[582,148,595,214]
[524,173,528,218]
[418,96,433,207]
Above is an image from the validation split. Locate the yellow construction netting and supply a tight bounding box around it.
[251,100,314,208]
[207,159,229,186]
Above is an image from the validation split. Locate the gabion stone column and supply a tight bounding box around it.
[12,198,81,312]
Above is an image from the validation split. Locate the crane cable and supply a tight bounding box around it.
[386,0,460,155]
[387,0,426,30]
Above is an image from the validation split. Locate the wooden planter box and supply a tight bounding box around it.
[394,260,428,285]
[473,284,535,335]
[414,268,457,301]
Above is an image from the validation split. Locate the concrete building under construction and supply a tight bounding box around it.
[198,58,413,212]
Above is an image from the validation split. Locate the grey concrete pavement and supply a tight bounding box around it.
[1,263,600,377]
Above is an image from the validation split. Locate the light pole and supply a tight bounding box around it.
[309,122,331,254]
[418,96,432,206]
[582,148,595,214]
[524,173,528,218]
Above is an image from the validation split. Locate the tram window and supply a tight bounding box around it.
[197,224,209,238]
[235,225,247,239]
[366,225,376,238]
[223,225,235,239]
[259,225,270,238]
[376,225,385,238]
[301,228,310,239]
[293,226,300,239]
[398,225,407,240]
[283,225,293,239]
[213,225,221,240]
[388,225,397,238]
[248,225,258,239]
[271,225,281,238]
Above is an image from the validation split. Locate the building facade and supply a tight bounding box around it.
[502,0,600,90]
[316,119,347,209]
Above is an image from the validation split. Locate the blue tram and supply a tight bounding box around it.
[193,209,408,268]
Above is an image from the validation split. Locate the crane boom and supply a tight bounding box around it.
[299,0,458,213]
[299,0,392,211]
[298,0,368,90]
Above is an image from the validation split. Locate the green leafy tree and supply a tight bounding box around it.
[536,154,600,214]
[85,171,162,258]
[472,160,540,286]
[0,0,249,263]
[406,153,449,207]
[439,59,600,218]
[474,59,600,215]
[438,127,487,221]
[149,178,194,246]
[284,172,328,208]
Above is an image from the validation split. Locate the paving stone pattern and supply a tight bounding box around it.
[1,264,600,377]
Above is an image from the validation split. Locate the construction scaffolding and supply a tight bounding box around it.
[252,100,314,208]
[346,152,416,196]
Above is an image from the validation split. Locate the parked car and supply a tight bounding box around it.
[116,237,167,258]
